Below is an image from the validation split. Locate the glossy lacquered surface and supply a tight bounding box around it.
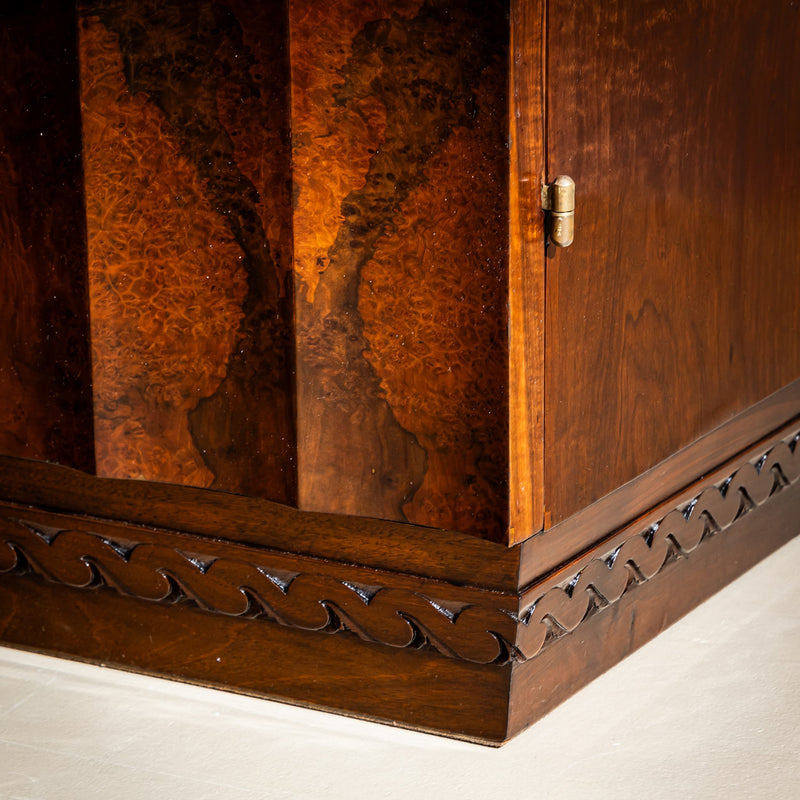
[2,0,512,541]
[80,0,296,503]
[79,0,512,538]
[291,0,510,540]
[2,1,799,547]
[545,0,800,523]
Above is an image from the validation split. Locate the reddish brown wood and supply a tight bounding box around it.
[0,574,513,744]
[544,0,800,524]
[291,0,510,540]
[508,0,546,544]
[0,2,94,472]
[1,423,797,743]
[1,0,799,747]
[521,380,800,584]
[0,455,520,591]
[509,467,800,739]
[79,0,296,503]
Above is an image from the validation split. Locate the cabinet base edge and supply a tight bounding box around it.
[0,432,798,744]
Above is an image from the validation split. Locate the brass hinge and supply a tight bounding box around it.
[541,175,575,248]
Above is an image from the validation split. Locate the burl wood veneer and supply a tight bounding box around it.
[80,0,296,503]
[290,0,510,539]
[1,0,798,744]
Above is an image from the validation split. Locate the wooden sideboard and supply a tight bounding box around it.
[1,0,798,744]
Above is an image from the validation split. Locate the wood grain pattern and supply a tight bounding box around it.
[1,422,797,743]
[79,0,296,502]
[0,573,513,743]
[0,454,521,591]
[521,380,800,583]
[0,513,519,665]
[508,0,546,544]
[4,0,797,553]
[0,3,94,472]
[544,0,800,523]
[292,0,510,540]
[3,0,800,746]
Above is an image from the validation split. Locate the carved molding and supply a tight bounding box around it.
[0,516,519,666]
[515,431,800,659]
[1,430,798,666]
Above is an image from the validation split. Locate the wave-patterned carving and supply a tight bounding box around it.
[515,431,800,659]
[1,430,797,666]
[0,517,519,665]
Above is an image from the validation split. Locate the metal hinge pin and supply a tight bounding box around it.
[542,175,575,248]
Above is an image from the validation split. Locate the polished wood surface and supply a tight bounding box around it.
[291,0,510,540]
[1,0,799,745]
[0,455,519,590]
[0,574,513,743]
[2,1,514,541]
[0,2,94,472]
[3,1,797,546]
[522,380,800,584]
[508,0,546,544]
[79,0,296,503]
[2,426,797,743]
[544,0,800,523]
[508,476,800,739]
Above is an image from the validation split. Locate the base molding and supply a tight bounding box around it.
[509,474,800,738]
[1,428,798,744]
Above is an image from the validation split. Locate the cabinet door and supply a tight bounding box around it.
[544,0,800,523]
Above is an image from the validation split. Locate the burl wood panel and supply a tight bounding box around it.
[545,0,800,522]
[79,0,296,502]
[0,3,94,472]
[292,0,510,540]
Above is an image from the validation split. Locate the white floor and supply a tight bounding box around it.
[1,535,798,800]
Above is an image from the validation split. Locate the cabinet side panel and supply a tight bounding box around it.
[0,3,95,473]
[79,1,296,503]
[508,0,546,544]
[292,1,510,541]
[544,0,800,522]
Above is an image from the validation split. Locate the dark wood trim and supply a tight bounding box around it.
[0,502,519,666]
[0,574,513,745]
[0,456,518,591]
[508,469,800,739]
[515,425,799,652]
[1,422,797,743]
[520,378,800,582]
